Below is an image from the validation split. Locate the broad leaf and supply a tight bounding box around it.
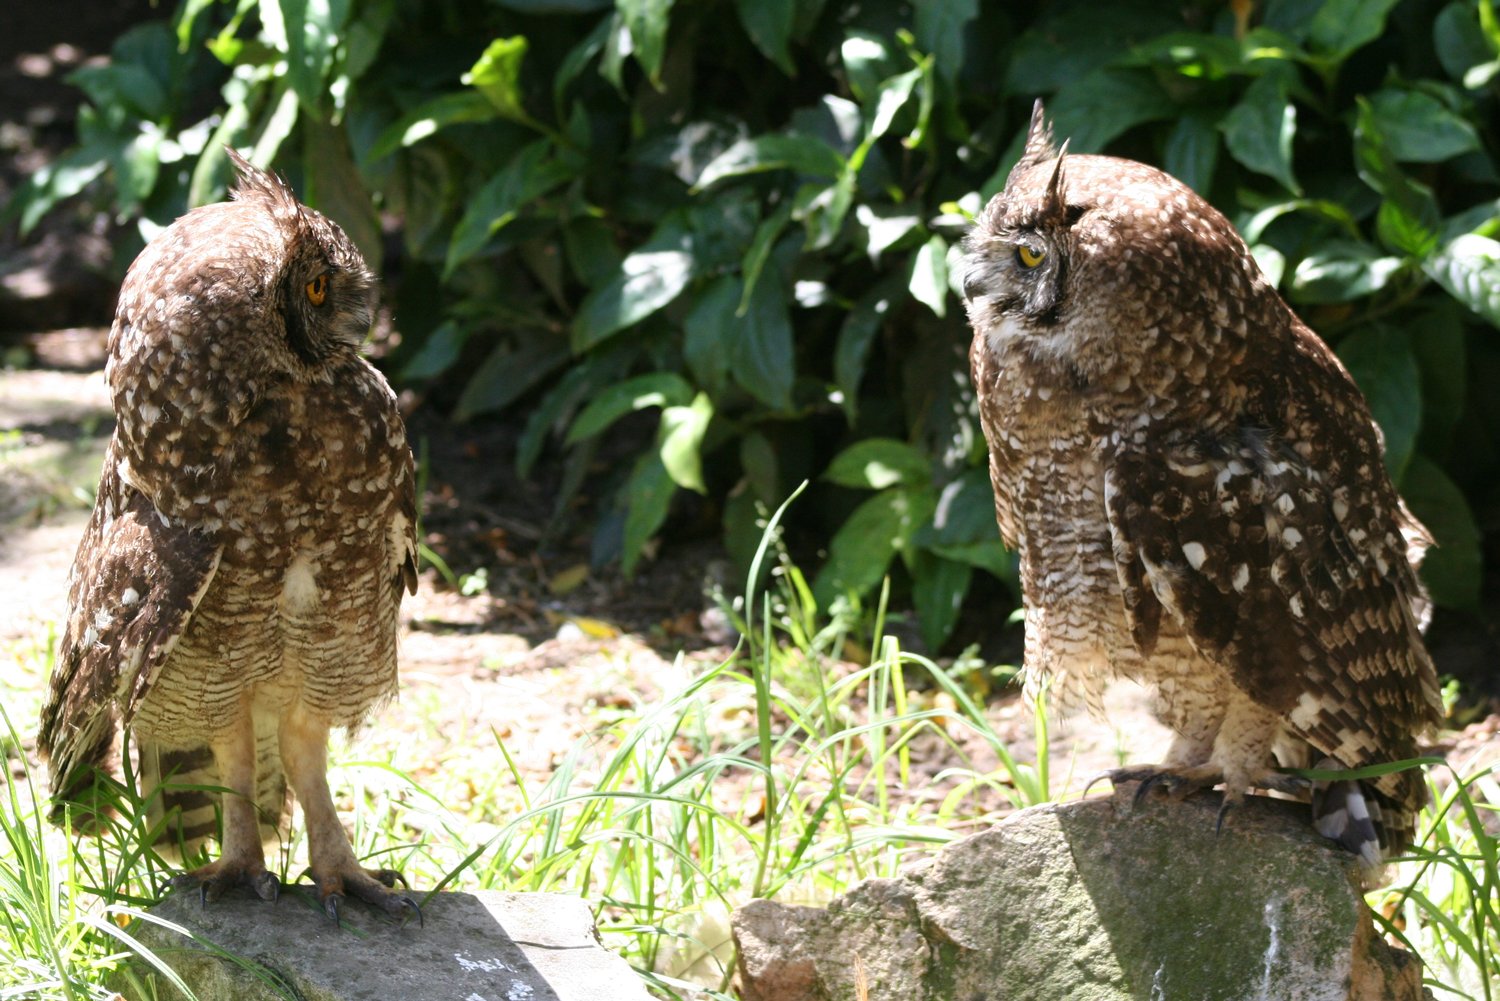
[1401,455,1481,610]
[1162,111,1220,194]
[571,212,699,351]
[464,36,534,125]
[622,452,675,576]
[913,0,978,83]
[695,133,844,190]
[1291,240,1404,303]
[446,141,575,275]
[729,271,796,411]
[1336,324,1422,480]
[908,234,949,318]
[1307,0,1401,59]
[368,92,497,160]
[659,393,713,493]
[453,337,572,421]
[619,0,676,85]
[834,282,895,422]
[825,439,930,490]
[1221,69,1299,194]
[1423,234,1500,328]
[1366,87,1480,163]
[736,0,795,75]
[566,372,695,444]
[813,489,935,606]
[910,552,972,651]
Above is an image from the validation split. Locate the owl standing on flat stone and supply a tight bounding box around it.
[38,150,421,921]
[961,103,1443,863]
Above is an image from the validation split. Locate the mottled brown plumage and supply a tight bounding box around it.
[962,103,1442,863]
[38,150,420,919]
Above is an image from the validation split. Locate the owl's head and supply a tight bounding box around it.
[217,150,378,378]
[962,102,1266,388]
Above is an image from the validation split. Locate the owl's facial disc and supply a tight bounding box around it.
[278,252,376,368]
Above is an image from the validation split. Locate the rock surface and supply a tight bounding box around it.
[734,789,1427,1001]
[121,889,652,1001]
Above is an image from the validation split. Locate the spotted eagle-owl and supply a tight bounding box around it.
[37,150,420,920]
[961,103,1443,863]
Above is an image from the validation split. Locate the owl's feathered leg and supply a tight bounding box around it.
[1095,693,1309,820]
[168,708,279,902]
[279,706,420,926]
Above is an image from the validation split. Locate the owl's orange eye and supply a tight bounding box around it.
[306,273,330,306]
[1016,244,1045,269]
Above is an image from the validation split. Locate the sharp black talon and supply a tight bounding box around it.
[325,893,342,924]
[1081,772,1113,798]
[399,895,423,929]
[199,882,210,909]
[1215,799,1234,836]
[1134,773,1167,806]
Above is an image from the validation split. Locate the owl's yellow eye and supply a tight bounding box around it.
[306,273,330,306]
[1016,244,1045,269]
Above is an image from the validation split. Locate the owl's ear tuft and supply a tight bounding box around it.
[224,147,302,221]
[1010,99,1060,181]
[1043,139,1070,226]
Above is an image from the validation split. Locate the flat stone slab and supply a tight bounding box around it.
[122,889,653,1001]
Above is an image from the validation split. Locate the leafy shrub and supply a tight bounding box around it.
[14,0,1498,649]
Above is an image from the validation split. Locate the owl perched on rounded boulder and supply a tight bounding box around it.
[38,150,420,920]
[961,103,1443,864]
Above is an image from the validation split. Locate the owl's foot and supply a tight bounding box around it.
[305,863,422,927]
[169,859,280,905]
[1092,764,1314,834]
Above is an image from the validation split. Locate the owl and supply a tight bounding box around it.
[37,149,421,921]
[961,103,1443,864]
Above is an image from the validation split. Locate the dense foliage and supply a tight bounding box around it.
[15,0,1500,649]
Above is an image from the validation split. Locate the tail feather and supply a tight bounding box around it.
[1309,756,1422,867]
[131,730,289,858]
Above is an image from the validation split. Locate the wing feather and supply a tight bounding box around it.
[1104,423,1440,808]
[37,451,222,811]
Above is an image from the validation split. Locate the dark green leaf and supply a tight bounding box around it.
[68,64,168,120]
[682,276,736,396]
[834,283,894,422]
[566,372,695,443]
[303,121,381,272]
[492,0,611,10]
[813,489,932,606]
[619,0,676,85]
[1401,455,1481,610]
[368,93,498,160]
[446,140,575,275]
[1307,0,1401,59]
[729,272,795,411]
[1221,69,1300,194]
[913,0,978,83]
[1291,240,1404,303]
[1336,325,1421,480]
[401,321,469,380]
[1162,111,1220,194]
[572,212,699,351]
[1037,68,1173,155]
[1352,98,1441,256]
[1433,1,1497,85]
[910,552,971,651]
[1423,234,1500,327]
[270,0,345,114]
[622,452,676,576]
[1367,87,1480,163]
[1410,301,1467,456]
[824,438,930,490]
[740,430,779,504]
[840,32,895,105]
[736,0,796,75]
[695,133,845,190]
[454,337,571,421]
